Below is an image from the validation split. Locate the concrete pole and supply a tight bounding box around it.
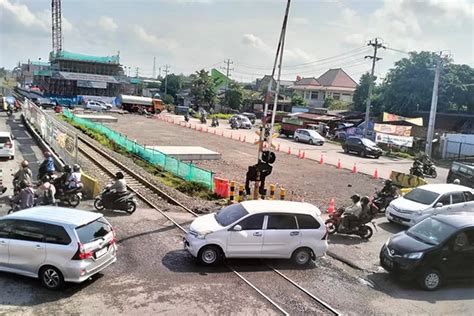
[425,59,441,157]
[364,39,378,138]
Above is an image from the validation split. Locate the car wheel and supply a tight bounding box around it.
[198,245,222,266]
[9,155,14,160]
[343,147,349,153]
[295,136,299,142]
[94,198,105,211]
[419,269,442,291]
[360,150,366,158]
[40,266,65,290]
[292,248,312,266]
[309,139,314,145]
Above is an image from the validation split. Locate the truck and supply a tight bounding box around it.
[280,117,319,137]
[118,95,164,114]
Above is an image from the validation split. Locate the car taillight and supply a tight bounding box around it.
[4,142,12,148]
[72,242,93,260]
[109,227,117,245]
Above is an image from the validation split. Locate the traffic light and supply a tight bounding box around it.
[245,150,276,195]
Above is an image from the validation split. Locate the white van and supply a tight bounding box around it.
[0,131,15,159]
[184,200,328,266]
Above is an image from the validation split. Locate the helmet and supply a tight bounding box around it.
[41,175,51,183]
[63,165,72,173]
[44,151,51,157]
[115,172,124,179]
[453,179,461,185]
[21,160,29,168]
[385,179,392,186]
[73,164,80,172]
[20,180,29,189]
[360,196,370,205]
[350,194,360,203]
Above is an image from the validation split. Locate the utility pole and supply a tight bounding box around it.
[152,56,156,79]
[425,53,443,158]
[135,67,139,78]
[221,59,233,105]
[364,38,385,137]
[163,64,170,95]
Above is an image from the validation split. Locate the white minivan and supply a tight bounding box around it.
[184,200,328,266]
[0,131,15,159]
[386,184,474,226]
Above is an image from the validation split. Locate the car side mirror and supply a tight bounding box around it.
[233,225,242,231]
[435,202,443,208]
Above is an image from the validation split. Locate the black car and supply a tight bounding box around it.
[342,136,382,158]
[447,161,474,188]
[380,212,474,290]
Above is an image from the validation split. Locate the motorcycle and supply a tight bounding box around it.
[200,115,207,124]
[7,108,13,117]
[211,117,219,127]
[325,205,377,240]
[94,184,137,214]
[55,187,83,207]
[184,114,190,123]
[372,191,398,213]
[230,119,240,130]
[423,163,437,178]
[409,161,425,178]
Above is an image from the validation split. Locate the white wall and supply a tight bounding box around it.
[442,134,474,159]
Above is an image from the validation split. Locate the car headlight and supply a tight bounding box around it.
[403,252,424,259]
[416,210,423,216]
[195,231,212,239]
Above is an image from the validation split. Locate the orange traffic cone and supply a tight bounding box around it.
[373,168,379,179]
[319,154,324,165]
[288,147,292,155]
[238,135,241,142]
[298,149,302,158]
[214,129,216,135]
[337,159,341,169]
[242,135,246,143]
[352,163,357,173]
[230,132,233,139]
[277,143,280,152]
[327,198,335,214]
[300,151,305,159]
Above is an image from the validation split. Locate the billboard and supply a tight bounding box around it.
[376,132,413,147]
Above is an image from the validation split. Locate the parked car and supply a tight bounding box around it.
[95,100,113,110]
[294,129,325,145]
[32,97,56,109]
[0,207,117,290]
[447,161,474,188]
[0,131,15,159]
[85,101,107,112]
[380,212,474,290]
[241,112,257,124]
[184,200,328,266]
[342,136,382,158]
[228,115,252,129]
[386,184,474,226]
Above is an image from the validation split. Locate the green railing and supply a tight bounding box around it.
[63,109,214,189]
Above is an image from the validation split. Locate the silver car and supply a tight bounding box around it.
[0,207,117,290]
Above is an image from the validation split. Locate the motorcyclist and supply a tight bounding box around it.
[56,165,72,194]
[13,160,33,190]
[341,194,362,230]
[200,112,207,124]
[211,117,219,127]
[108,172,127,201]
[65,164,83,191]
[38,152,55,180]
[36,175,56,205]
[453,179,461,185]
[359,196,371,222]
[230,116,239,129]
[11,180,35,210]
[184,112,190,122]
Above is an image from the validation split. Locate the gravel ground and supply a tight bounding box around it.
[53,114,220,213]
[105,114,384,210]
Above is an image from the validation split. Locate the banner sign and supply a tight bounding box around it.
[383,112,423,126]
[374,123,412,137]
[376,132,414,147]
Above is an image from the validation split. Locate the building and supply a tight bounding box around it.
[289,68,357,108]
[31,51,125,97]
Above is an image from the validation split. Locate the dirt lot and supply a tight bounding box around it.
[106,114,384,209]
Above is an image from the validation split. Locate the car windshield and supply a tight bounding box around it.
[361,138,376,147]
[404,188,440,205]
[407,217,456,246]
[308,130,322,137]
[214,204,249,227]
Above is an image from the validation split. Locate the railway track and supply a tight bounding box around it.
[74,125,339,315]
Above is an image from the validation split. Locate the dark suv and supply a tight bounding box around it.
[447,161,474,188]
[380,212,474,290]
[342,136,382,159]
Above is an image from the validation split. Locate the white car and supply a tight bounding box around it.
[85,101,107,112]
[294,129,325,145]
[95,100,113,110]
[386,184,474,226]
[0,131,15,159]
[229,115,252,129]
[184,200,328,266]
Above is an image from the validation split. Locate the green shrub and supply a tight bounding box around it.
[208,113,233,120]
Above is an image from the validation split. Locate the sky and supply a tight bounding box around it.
[0,0,473,83]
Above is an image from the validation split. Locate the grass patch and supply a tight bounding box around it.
[384,151,415,160]
[61,115,217,200]
[208,113,233,120]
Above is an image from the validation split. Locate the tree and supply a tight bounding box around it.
[0,67,7,78]
[190,69,217,108]
[290,92,308,107]
[323,97,350,110]
[352,72,372,112]
[162,94,174,105]
[224,81,243,110]
[160,74,181,100]
[442,64,474,112]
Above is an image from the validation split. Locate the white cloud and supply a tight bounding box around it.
[133,26,178,51]
[98,16,118,32]
[0,0,48,31]
[292,17,309,25]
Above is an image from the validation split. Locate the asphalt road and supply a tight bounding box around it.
[0,112,472,315]
[164,113,449,183]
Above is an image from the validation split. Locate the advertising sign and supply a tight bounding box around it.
[376,132,413,147]
[383,112,423,126]
[374,123,412,137]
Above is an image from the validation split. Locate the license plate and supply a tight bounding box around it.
[95,247,108,258]
[384,257,394,269]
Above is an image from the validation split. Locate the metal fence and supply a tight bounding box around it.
[443,140,474,160]
[22,99,79,166]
